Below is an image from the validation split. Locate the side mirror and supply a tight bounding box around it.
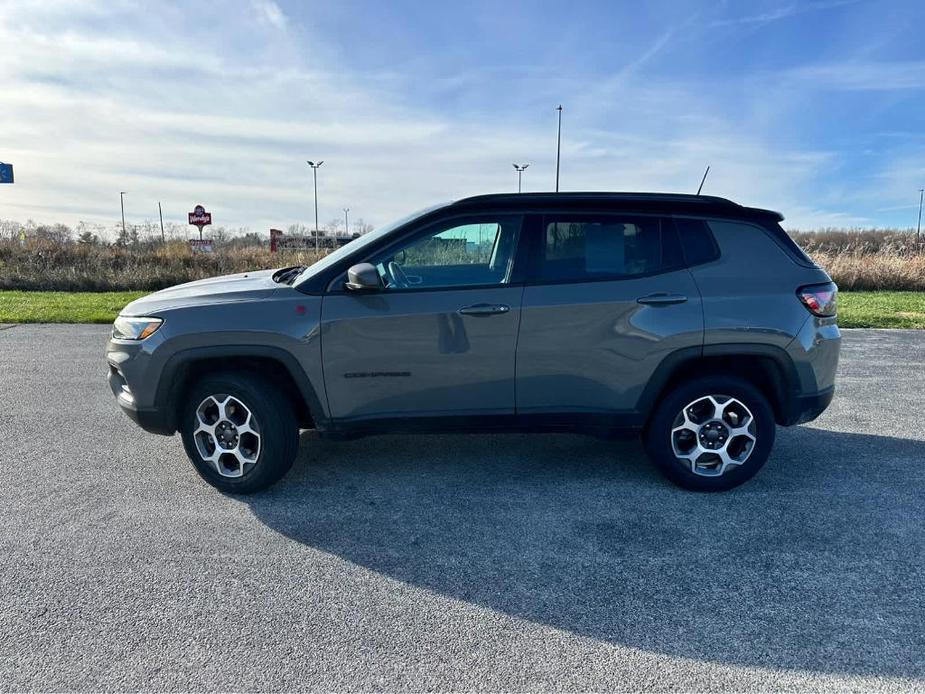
[345,262,382,291]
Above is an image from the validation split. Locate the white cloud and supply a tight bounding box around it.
[709,0,859,28]
[0,0,913,236]
[251,0,287,30]
[786,60,925,91]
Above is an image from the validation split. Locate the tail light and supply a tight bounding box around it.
[797,282,837,317]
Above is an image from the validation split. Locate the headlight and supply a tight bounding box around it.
[112,316,163,340]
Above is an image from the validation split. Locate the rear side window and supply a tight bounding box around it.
[673,217,720,266]
[537,215,683,282]
[761,222,818,268]
[704,219,818,268]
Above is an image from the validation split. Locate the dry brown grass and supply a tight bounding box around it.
[788,229,925,291]
[0,239,325,292]
[809,252,925,291]
[1,229,923,292]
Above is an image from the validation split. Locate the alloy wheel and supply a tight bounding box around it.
[670,394,757,477]
[192,394,262,478]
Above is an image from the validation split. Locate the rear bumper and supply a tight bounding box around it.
[784,315,840,425]
[784,385,835,426]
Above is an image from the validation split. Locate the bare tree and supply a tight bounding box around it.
[33,223,73,244]
[114,222,131,247]
[0,218,24,240]
[354,218,374,235]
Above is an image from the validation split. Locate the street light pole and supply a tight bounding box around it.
[555,105,563,192]
[513,163,530,193]
[158,201,165,243]
[917,189,923,245]
[344,207,350,236]
[306,160,324,253]
[120,192,127,239]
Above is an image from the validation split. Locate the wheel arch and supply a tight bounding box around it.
[639,344,801,427]
[155,346,325,433]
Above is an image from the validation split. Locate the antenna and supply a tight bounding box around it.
[696,165,710,195]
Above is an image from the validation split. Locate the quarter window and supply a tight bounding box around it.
[674,217,721,266]
[538,216,682,282]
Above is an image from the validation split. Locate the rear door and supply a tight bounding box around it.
[516,213,703,416]
[321,214,525,421]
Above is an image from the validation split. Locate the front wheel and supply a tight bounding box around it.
[179,372,299,494]
[644,376,776,492]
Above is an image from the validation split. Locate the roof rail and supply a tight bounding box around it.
[449,191,783,221]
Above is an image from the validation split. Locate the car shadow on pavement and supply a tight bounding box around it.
[245,425,925,679]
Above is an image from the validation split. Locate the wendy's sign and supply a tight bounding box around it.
[188,204,212,233]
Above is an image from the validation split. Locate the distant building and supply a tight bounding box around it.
[269,228,359,253]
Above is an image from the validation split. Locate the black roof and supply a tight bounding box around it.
[449,192,784,222]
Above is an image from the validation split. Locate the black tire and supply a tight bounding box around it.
[643,376,776,492]
[179,372,299,494]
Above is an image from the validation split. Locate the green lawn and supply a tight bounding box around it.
[0,289,923,328]
[837,291,925,329]
[0,291,146,323]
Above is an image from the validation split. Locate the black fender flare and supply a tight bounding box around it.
[637,343,802,425]
[154,345,327,433]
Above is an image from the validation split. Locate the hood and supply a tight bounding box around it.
[121,269,281,316]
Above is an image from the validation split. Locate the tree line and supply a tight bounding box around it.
[0,217,375,247]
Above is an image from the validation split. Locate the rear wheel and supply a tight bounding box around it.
[179,372,299,494]
[644,376,775,491]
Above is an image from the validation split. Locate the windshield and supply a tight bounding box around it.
[292,203,445,287]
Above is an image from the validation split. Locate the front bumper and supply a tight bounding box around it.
[107,337,175,436]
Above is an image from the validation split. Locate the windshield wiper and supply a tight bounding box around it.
[272,265,307,285]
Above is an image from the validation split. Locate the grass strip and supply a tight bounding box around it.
[0,291,146,323]
[0,290,922,328]
[836,291,925,329]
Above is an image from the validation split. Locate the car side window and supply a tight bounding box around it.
[371,216,521,290]
[538,215,682,282]
[673,217,721,266]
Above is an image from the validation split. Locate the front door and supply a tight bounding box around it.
[321,215,524,422]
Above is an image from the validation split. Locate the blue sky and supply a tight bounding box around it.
[2,0,924,235]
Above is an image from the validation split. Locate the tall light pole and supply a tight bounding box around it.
[157,201,165,243]
[917,189,923,245]
[343,207,350,236]
[306,160,324,252]
[513,163,529,193]
[120,192,127,239]
[555,105,563,192]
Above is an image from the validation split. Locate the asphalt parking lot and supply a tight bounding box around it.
[1,325,924,691]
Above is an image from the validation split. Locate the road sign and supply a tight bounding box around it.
[189,239,214,253]
[0,163,13,183]
[188,204,212,228]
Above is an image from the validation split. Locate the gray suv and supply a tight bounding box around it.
[106,193,840,493]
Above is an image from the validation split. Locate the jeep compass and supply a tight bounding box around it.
[106,193,840,493]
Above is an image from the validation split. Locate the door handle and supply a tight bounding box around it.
[636,293,688,306]
[457,303,511,316]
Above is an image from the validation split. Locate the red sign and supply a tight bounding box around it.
[188,204,212,228]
